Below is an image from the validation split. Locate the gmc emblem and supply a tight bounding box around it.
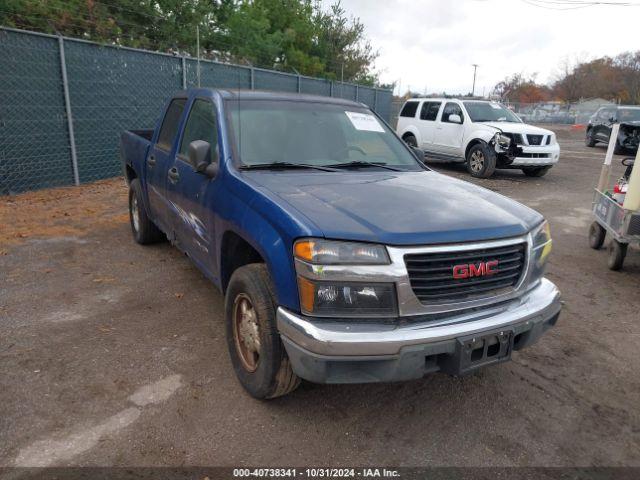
[452,260,499,279]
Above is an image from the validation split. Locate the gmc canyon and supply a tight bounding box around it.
[120,89,561,399]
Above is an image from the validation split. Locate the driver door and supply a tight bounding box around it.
[166,97,220,275]
[432,102,465,157]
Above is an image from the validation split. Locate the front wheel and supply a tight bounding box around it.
[225,264,300,399]
[585,130,596,147]
[466,143,496,178]
[522,166,551,177]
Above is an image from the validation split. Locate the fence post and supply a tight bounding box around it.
[355,85,359,102]
[58,35,80,186]
[250,68,255,90]
[181,56,187,89]
[330,81,333,97]
[297,75,301,93]
[373,88,378,112]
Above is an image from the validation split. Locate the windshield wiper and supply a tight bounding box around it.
[325,160,402,172]
[240,162,338,172]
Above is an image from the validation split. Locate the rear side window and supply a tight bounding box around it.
[399,101,419,118]
[179,99,218,162]
[420,102,441,121]
[157,98,186,151]
[442,102,464,123]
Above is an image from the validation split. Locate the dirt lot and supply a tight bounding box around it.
[1,126,639,468]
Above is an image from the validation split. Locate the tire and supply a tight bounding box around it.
[585,129,596,147]
[466,143,496,178]
[403,134,417,148]
[522,166,551,177]
[225,263,300,399]
[607,240,627,271]
[128,178,164,244]
[613,139,625,155]
[588,222,606,250]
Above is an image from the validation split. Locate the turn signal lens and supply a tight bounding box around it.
[293,239,389,265]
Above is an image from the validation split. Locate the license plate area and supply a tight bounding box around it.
[445,330,513,375]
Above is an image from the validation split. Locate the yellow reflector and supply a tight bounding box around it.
[294,240,314,262]
[297,276,316,313]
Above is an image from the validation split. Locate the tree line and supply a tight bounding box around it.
[493,51,640,105]
[0,0,382,86]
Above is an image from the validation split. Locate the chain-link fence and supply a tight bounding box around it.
[0,27,392,195]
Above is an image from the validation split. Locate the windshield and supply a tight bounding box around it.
[618,108,640,122]
[463,101,522,123]
[227,100,422,170]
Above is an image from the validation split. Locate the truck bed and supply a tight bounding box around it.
[120,129,154,181]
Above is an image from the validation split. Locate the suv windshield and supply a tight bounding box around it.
[227,100,422,170]
[463,101,522,123]
[618,108,640,122]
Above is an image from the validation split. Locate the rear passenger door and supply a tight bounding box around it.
[147,98,186,231]
[417,101,442,149]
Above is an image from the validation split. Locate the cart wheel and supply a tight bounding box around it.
[607,240,627,271]
[588,222,606,250]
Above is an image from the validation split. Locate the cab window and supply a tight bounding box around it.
[157,98,186,151]
[179,99,218,163]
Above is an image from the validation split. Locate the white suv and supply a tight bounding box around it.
[396,98,560,178]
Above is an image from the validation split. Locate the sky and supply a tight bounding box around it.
[321,0,640,96]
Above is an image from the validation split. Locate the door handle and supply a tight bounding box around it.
[148,155,156,167]
[168,167,180,183]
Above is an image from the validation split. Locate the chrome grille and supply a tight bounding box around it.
[404,243,527,303]
[527,134,543,145]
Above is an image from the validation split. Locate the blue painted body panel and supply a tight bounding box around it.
[120,88,543,314]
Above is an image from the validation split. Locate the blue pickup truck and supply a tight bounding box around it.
[120,88,561,399]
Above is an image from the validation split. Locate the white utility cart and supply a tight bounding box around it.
[588,122,640,270]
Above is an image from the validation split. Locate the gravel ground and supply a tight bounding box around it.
[1,126,639,468]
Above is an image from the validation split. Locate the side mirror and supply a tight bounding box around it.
[448,114,462,124]
[188,140,219,178]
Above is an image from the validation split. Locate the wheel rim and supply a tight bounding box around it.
[131,195,140,233]
[406,137,417,147]
[469,150,485,172]
[232,293,261,372]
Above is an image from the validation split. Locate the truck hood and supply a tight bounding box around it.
[246,170,542,245]
[478,122,553,136]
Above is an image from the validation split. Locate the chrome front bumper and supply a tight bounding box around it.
[510,144,560,166]
[277,278,561,358]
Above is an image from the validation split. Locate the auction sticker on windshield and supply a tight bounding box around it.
[345,111,385,132]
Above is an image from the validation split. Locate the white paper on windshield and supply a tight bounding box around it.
[345,111,385,132]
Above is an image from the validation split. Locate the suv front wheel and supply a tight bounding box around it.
[466,143,496,178]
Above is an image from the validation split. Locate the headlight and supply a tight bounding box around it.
[297,277,397,317]
[494,132,511,149]
[529,220,552,284]
[294,239,390,265]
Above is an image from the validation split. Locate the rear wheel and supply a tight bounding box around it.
[522,166,551,177]
[225,264,300,399]
[588,222,606,250]
[466,143,496,178]
[128,179,164,244]
[607,240,627,271]
[403,134,417,148]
